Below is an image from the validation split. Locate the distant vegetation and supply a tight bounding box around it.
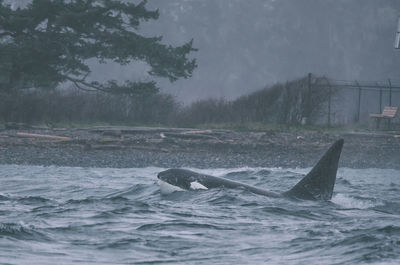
[179,76,334,126]
[0,75,336,128]
[0,88,179,126]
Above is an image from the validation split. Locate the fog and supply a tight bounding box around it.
[7,0,400,103]
[87,0,400,103]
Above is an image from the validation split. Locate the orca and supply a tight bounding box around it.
[157,139,344,200]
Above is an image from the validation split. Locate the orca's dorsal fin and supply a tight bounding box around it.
[284,139,344,200]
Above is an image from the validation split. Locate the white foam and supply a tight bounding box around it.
[332,193,376,209]
[190,181,208,190]
[158,179,184,195]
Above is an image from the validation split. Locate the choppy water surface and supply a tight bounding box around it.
[0,165,399,264]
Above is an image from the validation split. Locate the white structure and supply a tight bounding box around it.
[395,17,400,49]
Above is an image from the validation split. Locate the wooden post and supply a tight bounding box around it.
[379,85,382,113]
[375,82,382,113]
[388,79,392,106]
[356,81,361,123]
[327,81,332,127]
[306,73,312,125]
[388,79,393,129]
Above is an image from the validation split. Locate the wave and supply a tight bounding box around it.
[0,222,49,241]
[17,196,54,205]
[66,196,129,205]
[373,201,400,215]
[0,194,9,201]
[259,206,323,221]
[137,222,234,231]
[97,237,143,250]
[327,225,400,263]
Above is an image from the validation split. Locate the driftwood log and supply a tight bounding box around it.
[16,132,71,141]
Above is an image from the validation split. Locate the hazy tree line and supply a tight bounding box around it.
[0,75,335,127]
[178,75,334,126]
[0,88,178,125]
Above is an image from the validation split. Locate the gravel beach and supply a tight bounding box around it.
[0,126,399,169]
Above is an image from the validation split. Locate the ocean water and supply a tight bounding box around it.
[0,165,399,265]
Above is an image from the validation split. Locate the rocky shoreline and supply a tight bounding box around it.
[0,126,399,169]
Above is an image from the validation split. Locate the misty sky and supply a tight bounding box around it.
[141,0,400,103]
[8,0,400,103]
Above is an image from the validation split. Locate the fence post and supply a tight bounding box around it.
[355,81,361,123]
[378,83,382,113]
[305,73,312,125]
[327,80,332,127]
[388,79,392,106]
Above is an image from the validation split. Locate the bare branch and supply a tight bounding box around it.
[64,75,108,92]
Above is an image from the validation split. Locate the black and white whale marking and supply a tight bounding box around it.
[157,139,344,200]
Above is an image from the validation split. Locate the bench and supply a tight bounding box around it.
[370,106,398,129]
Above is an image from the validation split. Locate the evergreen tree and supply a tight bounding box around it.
[0,0,197,95]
